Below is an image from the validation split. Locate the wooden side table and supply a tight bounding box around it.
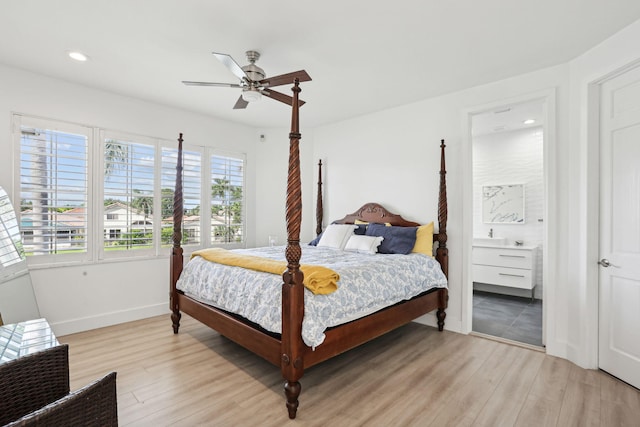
[0,318,58,363]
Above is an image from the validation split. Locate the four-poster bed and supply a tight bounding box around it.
[169,79,449,419]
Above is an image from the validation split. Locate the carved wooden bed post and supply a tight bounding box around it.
[436,139,448,331]
[170,133,184,334]
[316,159,323,236]
[281,79,304,419]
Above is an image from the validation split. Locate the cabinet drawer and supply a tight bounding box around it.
[472,265,533,290]
[472,247,534,269]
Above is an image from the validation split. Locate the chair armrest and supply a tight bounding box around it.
[0,344,70,425]
[6,371,118,427]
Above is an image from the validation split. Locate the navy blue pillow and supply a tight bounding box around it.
[308,232,323,246]
[365,223,417,254]
[354,223,367,235]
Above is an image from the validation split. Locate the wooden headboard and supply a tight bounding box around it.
[333,203,421,227]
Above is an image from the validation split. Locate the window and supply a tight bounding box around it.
[14,114,246,265]
[161,146,202,247]
[103,136,155,254]
[0,186,28,280]
[16,118,90,263]
[211,153,244,244]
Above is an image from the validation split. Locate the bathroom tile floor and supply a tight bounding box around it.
[472,290,543,347]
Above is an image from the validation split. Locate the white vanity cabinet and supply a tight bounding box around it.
[472,244,537,298]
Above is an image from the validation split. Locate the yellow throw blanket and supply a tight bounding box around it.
[191,248,340,295]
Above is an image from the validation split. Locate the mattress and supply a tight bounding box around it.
[176,245,447,348]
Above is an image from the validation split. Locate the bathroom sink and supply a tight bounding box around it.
[473,237,507,246]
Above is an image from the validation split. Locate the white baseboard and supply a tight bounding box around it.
[51,303,169,337]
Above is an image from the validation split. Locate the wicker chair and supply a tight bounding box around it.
[0,344,117,427]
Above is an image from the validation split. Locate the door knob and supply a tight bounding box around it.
[598,258,619,268]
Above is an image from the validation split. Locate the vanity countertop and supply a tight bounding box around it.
[472,243,537,250]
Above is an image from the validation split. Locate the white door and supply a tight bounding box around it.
[599,64,640,389]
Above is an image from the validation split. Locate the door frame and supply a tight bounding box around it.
[587,58,640,368]
[461,88,557,349]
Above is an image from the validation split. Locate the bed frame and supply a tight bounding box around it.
[169,79,449,419]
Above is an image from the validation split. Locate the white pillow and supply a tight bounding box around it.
[317,224,357,250]
[344,235,384,254]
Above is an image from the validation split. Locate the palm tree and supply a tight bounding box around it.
[31,131,49,254]
[211,178,243,243]
[18,128,56,255]
[104,140,129,177]
[131,190,153,216]
[161,188,175,218]
[103,140,137,248]
[22,132,130,255]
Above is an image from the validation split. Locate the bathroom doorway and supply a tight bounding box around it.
[469,98,546,347]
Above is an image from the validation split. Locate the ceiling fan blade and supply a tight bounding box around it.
[259,70,312,88]
[262,89,306,107]
[233,95,249,109]
[182,81,243,88]
[212,52,248,81]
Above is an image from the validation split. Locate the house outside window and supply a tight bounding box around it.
[13,114,246,266]
[102,135,155,256]
[16,117,90,264]
[211,153,244,244]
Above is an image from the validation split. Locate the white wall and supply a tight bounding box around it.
[473,127,544,298]
[0,64,258,336]
[565,19,640,368]
[310,17,640,369]
[312,64,570,335]
[253,126,317,248]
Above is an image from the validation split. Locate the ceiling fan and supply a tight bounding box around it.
[182,50,311,109]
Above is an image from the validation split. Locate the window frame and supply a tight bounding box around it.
[13,114,95,267]
[98,130,160,260]
[159,140,206,251]
[209,148,246,249]
[12,114,247,267]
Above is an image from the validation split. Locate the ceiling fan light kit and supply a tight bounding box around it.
[241,89,262,102]
[183,50,311,109]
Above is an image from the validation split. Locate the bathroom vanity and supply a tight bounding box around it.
[472,244,537,299]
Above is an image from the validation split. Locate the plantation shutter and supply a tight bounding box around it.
[0,188,28,280]
[161,146,202,246]
[103,138,155,252]
[210,153,244,244]
[19,126,89,257]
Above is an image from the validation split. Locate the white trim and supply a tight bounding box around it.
[461,89,557,354]
[153,137,163,255]
[582,83,601,368]
[12,115,93,266]
[583,59,640,369]
[50,303,168,337]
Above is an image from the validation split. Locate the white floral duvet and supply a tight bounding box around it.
[176,245,447,348]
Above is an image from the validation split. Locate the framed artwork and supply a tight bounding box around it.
[482,184,525,224]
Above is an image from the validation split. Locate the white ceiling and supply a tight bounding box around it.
[1,1,640,129]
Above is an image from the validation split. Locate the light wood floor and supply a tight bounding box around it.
[60,314,640,426]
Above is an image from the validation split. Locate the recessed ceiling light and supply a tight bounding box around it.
[68,51,89,62]
[523,119,536,125]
